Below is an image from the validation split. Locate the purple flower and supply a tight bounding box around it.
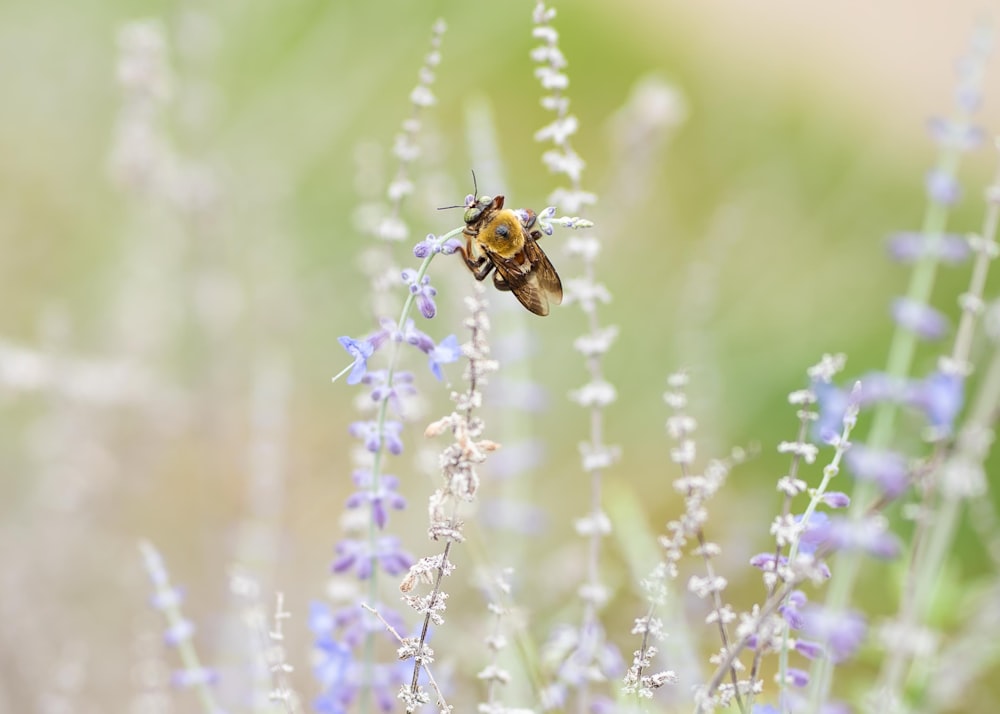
[428,334,462,380]
[309,600,336,636]
[331,536,412,579]
[346,470,407,529]
[413,235,435,258]
[814,516,901,559]
[887,231,971,264]
[164,619,195,645]
[440,237,462,254]
[846,444,910,497]
[310,601,405,651]
[338,332,388,385]
[401,269,439,319]
[753,707,779,714]
[151,586,184,610]
[171,666,218,688]
[813,380,849,443]
[362,370,416,408]
[348,420,403,454]
[955,84,981,113]
[856,371,910,406]
[925,168,961,205]
[801,606,867,663]
[779,590,808,630]
[909,371,964,432]
[312,636,355,712]
[397,319,435,353]
[822,491,851,509]
[413,233,464,258]
[891,297,949,340]
[793,639,823,660]
[749,552,787,572]
[797,511,831,555]
[784,667,810,688]
[927,117,984,151]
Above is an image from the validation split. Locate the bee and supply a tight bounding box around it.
[453,189,563,316]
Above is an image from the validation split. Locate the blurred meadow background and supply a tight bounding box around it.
[3,0,1000,712]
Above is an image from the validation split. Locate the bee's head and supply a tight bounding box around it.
[463,194,493,225]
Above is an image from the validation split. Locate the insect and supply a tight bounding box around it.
[450,187,563,316]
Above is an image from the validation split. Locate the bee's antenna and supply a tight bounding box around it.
[437,169,480,210]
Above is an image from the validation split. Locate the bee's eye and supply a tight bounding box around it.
[496,224,509,238]
[464,208,480,223]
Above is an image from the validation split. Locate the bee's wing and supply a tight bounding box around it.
[489,239,563,317]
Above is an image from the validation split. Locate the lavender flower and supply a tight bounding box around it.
[887,231,971,264]
[891,297,949,340]
[801,607,867,663]
[139,541,223,710]
[427,334,461,380]
[331,536,412,579]
[909,370,964,432]
[925,167,962,205]
[813,516,901,560]
[336,331,389,385]
[401,269,438,318]
[845,444,910,497]
[346,470,407,529]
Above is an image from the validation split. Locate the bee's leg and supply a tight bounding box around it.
[458,242,494,281]
[492,270,513,292]
[471,258,494,281]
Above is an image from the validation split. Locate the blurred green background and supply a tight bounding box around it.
[2,0,999,711]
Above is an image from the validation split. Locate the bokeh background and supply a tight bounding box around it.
[2,0,999,711]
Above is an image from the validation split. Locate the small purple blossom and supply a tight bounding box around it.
[793,639,823,660]
[441,237,462,254]
[413,240,433,258]
[348,419,404,454]
[887,231,971,264]
[856,371,911,406]
[813,380,850,443]
[412,231,461,257]
[310,600,406,650]
[955,84,981,113]
[909,370,964,432]
[312,635,355,712]
[846,444,909,497]
[780,590,807,630]
[784,667,810,688]
[151,586,184,610]
[801,606,867,663]
[428,333,462,380]
[346,470,407,529]
[401,269,438,319]
[750,552,787,572]
[362,370,416,408]
[396,319,435,353]
[925,168,961,205]
[927,117,984,151]
[891,297,949,340]
[797,510,831,555]
[331,535,412,579]
[164,619,195,645]
[337,331,388,385]
[171,666,219,688]
[821,491,851,509]
[813,516,901,559]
